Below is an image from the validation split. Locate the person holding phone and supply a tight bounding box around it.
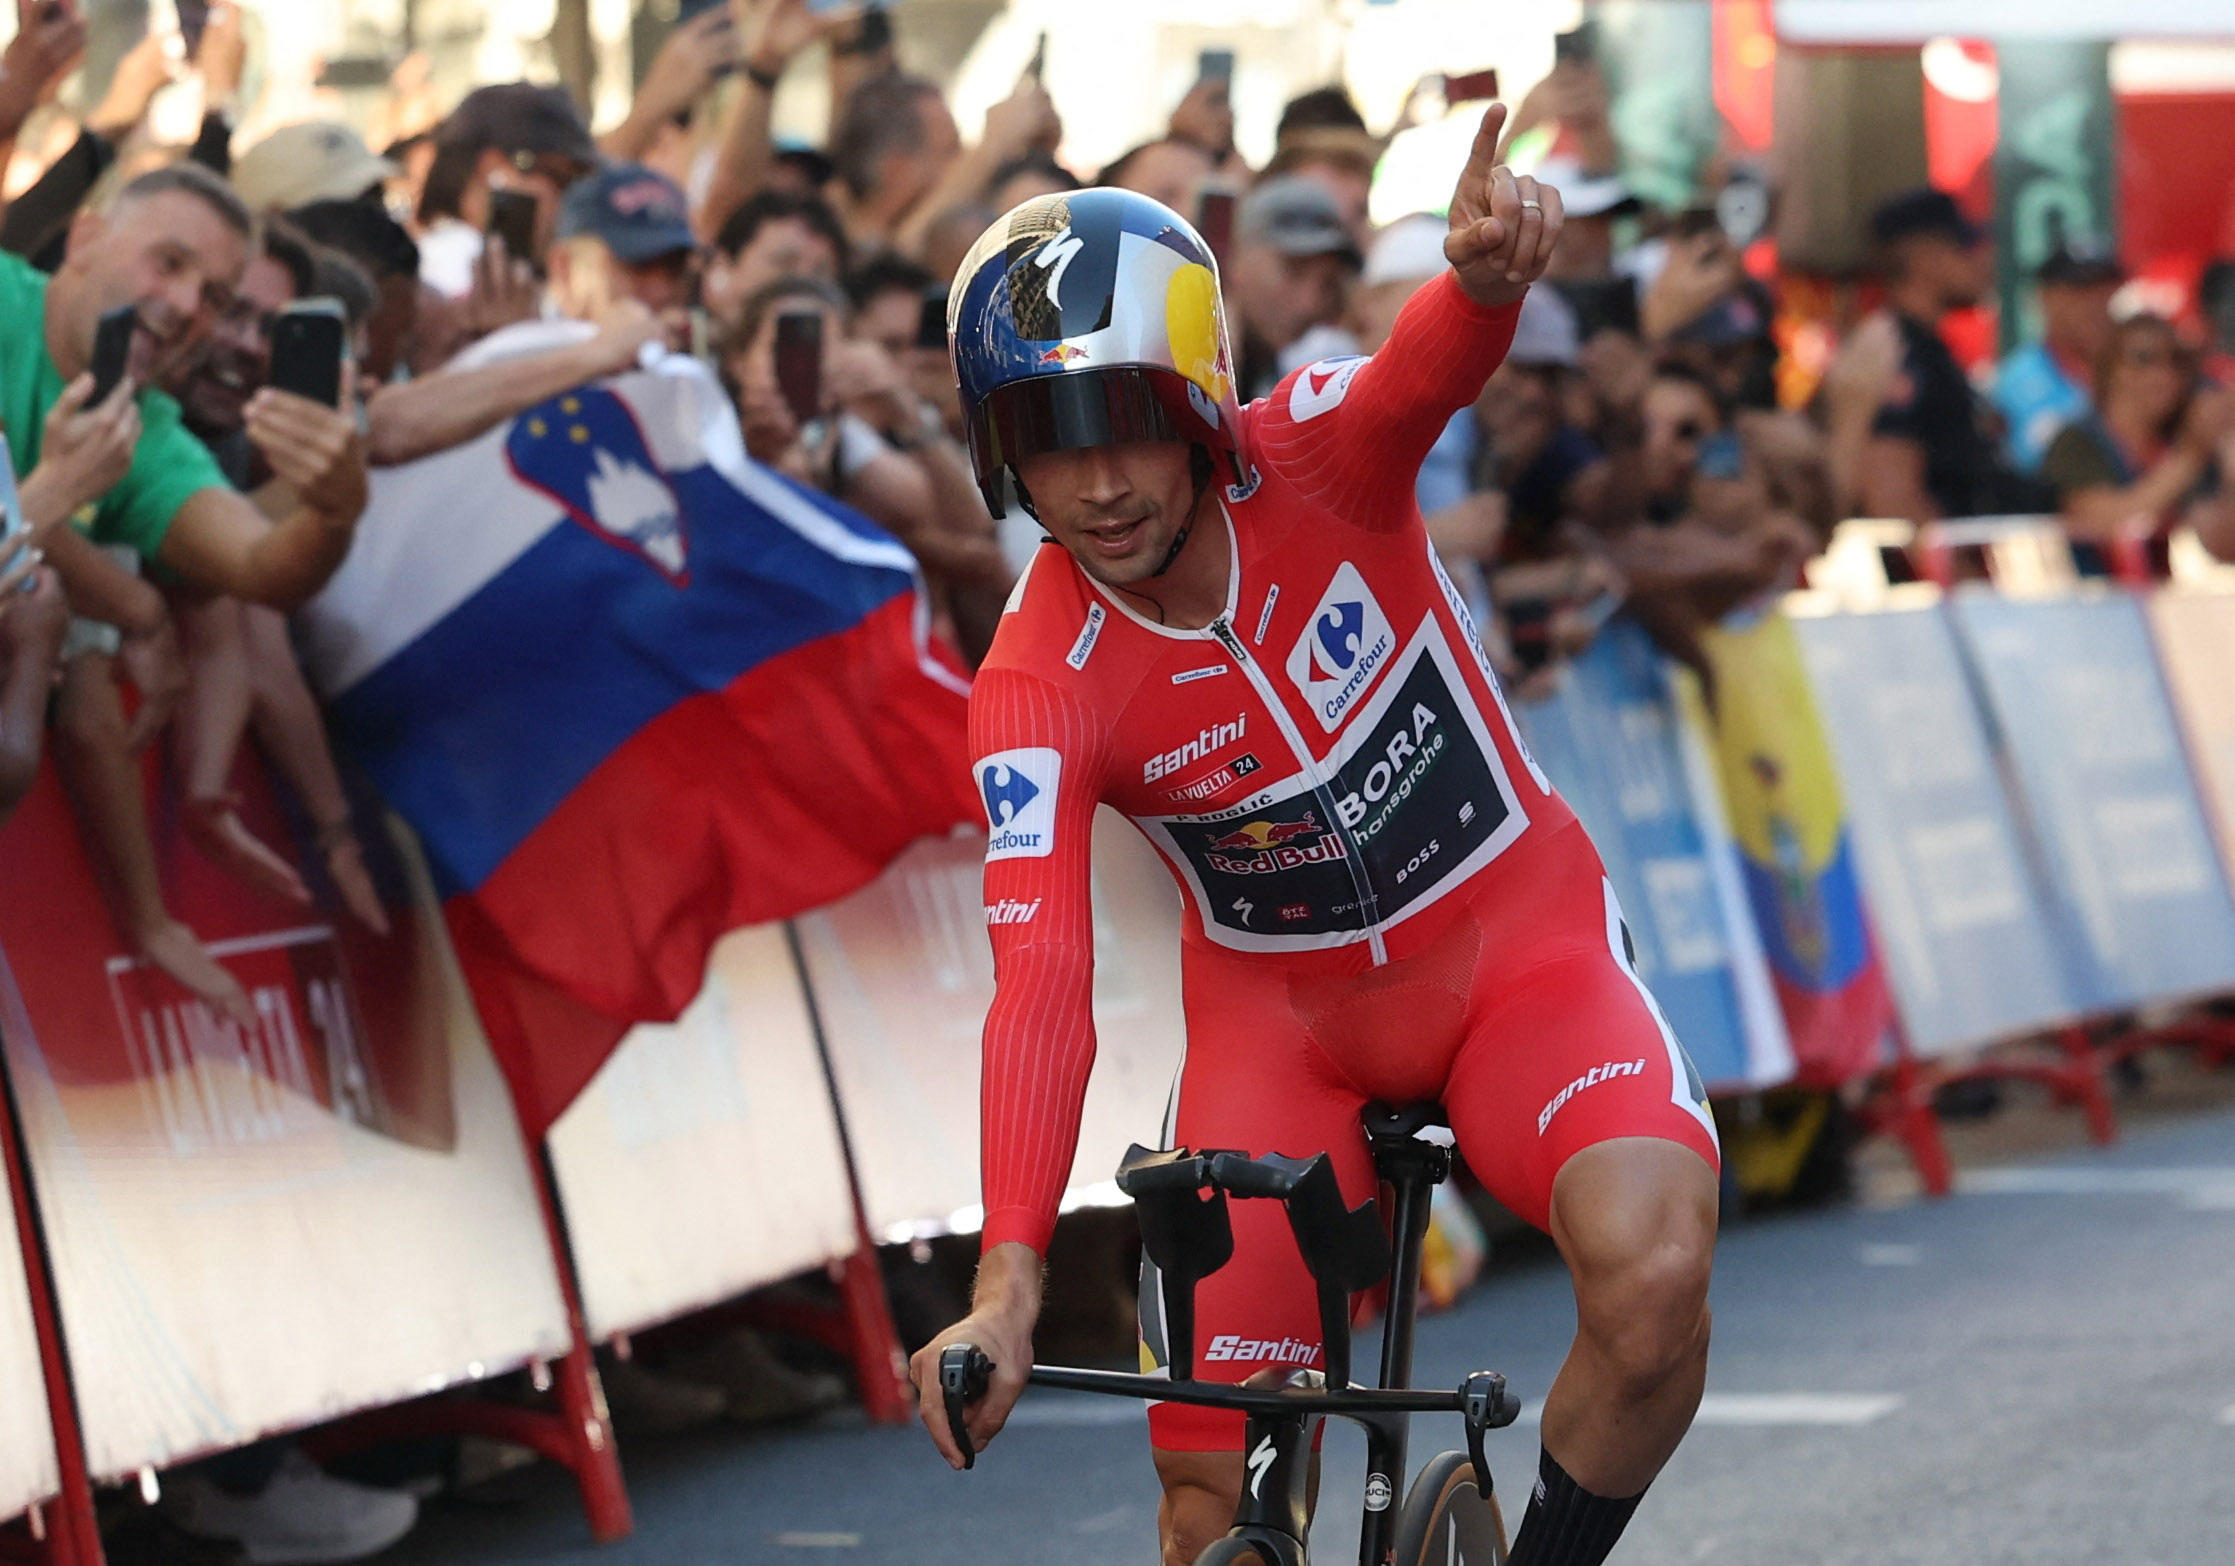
[414,81,601,299]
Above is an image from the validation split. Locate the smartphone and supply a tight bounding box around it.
[1553,22,1597,67]
[1556,276,1638,341]
[773,310,824,425]
[175,0,210,55]
[915,285,949,352]
[0,431,27,561]
[1504,597,1555,675]
[89,305,139,406]
[1026,30,1048,83]
[1441,68,1499,104]
[1196,187,1236,262]
[1197,48,1235,85]
[486,187,540,268]
[317,55,395,89]
[267,299,349,407]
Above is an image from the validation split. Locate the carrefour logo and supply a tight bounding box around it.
[977,748,1060,861]
[1285,563,1393,732]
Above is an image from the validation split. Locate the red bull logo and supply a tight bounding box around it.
[1039,343,1088,365]
[1203,813,1345,875]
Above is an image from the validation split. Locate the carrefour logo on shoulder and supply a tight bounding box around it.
[1285,562,1394,731]
[978,747,1061,861]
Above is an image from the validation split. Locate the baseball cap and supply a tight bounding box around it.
[1869,187,1984,248]
[232,122,398,212]
[556,163,696,264]
[437,82,600,171]
[1237,175,1363,268]
[2036,240,2123,288]
[1536,158,1640,221]
[1361,213,1449,289]
[1506,285,1581,369]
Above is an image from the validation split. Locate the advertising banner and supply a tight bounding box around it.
[796,818,1186,1242]
[1994,39,2117,352]
[2146,591,2235,888]
[1677,610,1895,1086]
[1792,607,2082,1054]
[0,956,57,1523]
[0,763,570,1480]
[1515,620,1793,1090]
[1948,591,2235,1008]
[547,927,859,1343]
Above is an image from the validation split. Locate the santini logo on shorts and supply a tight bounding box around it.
[1203,1334,1322,1367]
[1286,562,1394,731]
[1538,1059,1647,1136]
[978,748,1060,861]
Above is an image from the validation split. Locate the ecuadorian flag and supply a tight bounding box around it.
[1678,609,1893,1087]
[299,332,975,1133]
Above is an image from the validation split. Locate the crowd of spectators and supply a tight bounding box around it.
[2,0,2234,1557]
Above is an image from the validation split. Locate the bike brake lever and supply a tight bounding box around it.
[1460,1371,1514,1499]
[938,1344,993,1471]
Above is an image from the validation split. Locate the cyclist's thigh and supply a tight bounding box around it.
[1143,949,1375,1454]
[1444,846,1721,1234]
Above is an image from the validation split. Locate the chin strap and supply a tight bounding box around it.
[1151,446,1219,579]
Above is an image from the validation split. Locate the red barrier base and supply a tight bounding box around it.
[1853,1020,1955,1198]
[300,1349,627,1542]
[730,1210,912,1426]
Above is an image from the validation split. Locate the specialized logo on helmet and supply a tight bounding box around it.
[1285,563,1394,731]
[977,748,1060,861]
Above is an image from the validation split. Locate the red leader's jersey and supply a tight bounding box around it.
[969,274,1581,1255]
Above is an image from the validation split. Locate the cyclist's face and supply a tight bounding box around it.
[1018,440,1198,587]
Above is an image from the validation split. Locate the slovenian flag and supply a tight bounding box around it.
[298,334,976,1134]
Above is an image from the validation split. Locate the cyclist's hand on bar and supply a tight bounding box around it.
[910,1241,1041,1470]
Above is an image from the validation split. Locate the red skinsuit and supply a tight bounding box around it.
[969,274,1721,1449]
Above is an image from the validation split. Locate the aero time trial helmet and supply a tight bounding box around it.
[947,188,1242,518]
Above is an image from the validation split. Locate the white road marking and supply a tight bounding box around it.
[774,1533,860,1548]
[1957,1166,2235,1210]
[1858,1243,1922,1266]
[1516,1392,1902,1427]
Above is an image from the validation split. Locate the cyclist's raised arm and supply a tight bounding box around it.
[1251,102,1562,534]
[971,667,1114,1260]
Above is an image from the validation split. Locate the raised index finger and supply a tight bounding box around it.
[1459,101,1510,189]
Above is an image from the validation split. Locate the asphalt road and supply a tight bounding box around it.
[401,1087,2235,1566]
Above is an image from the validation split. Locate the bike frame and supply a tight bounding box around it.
[934,1103,1510,1554]
[987,1110,1503,1566]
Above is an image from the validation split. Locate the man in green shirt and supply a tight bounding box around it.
[5,161,370,1025]
[8,161,369,605]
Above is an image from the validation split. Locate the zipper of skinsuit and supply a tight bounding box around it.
[1205,615,1389,966]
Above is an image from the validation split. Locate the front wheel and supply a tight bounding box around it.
[1392,1449,1509,1565]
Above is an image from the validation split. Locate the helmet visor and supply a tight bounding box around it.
[969,364,1226,488]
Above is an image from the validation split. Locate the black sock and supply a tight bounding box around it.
[1502,1446,1645,1566]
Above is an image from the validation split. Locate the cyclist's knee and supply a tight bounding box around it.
[1552,1141,1717,1393]
[1154,1448,1240,1566]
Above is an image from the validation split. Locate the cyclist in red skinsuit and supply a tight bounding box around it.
[914,107,1721,1566]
